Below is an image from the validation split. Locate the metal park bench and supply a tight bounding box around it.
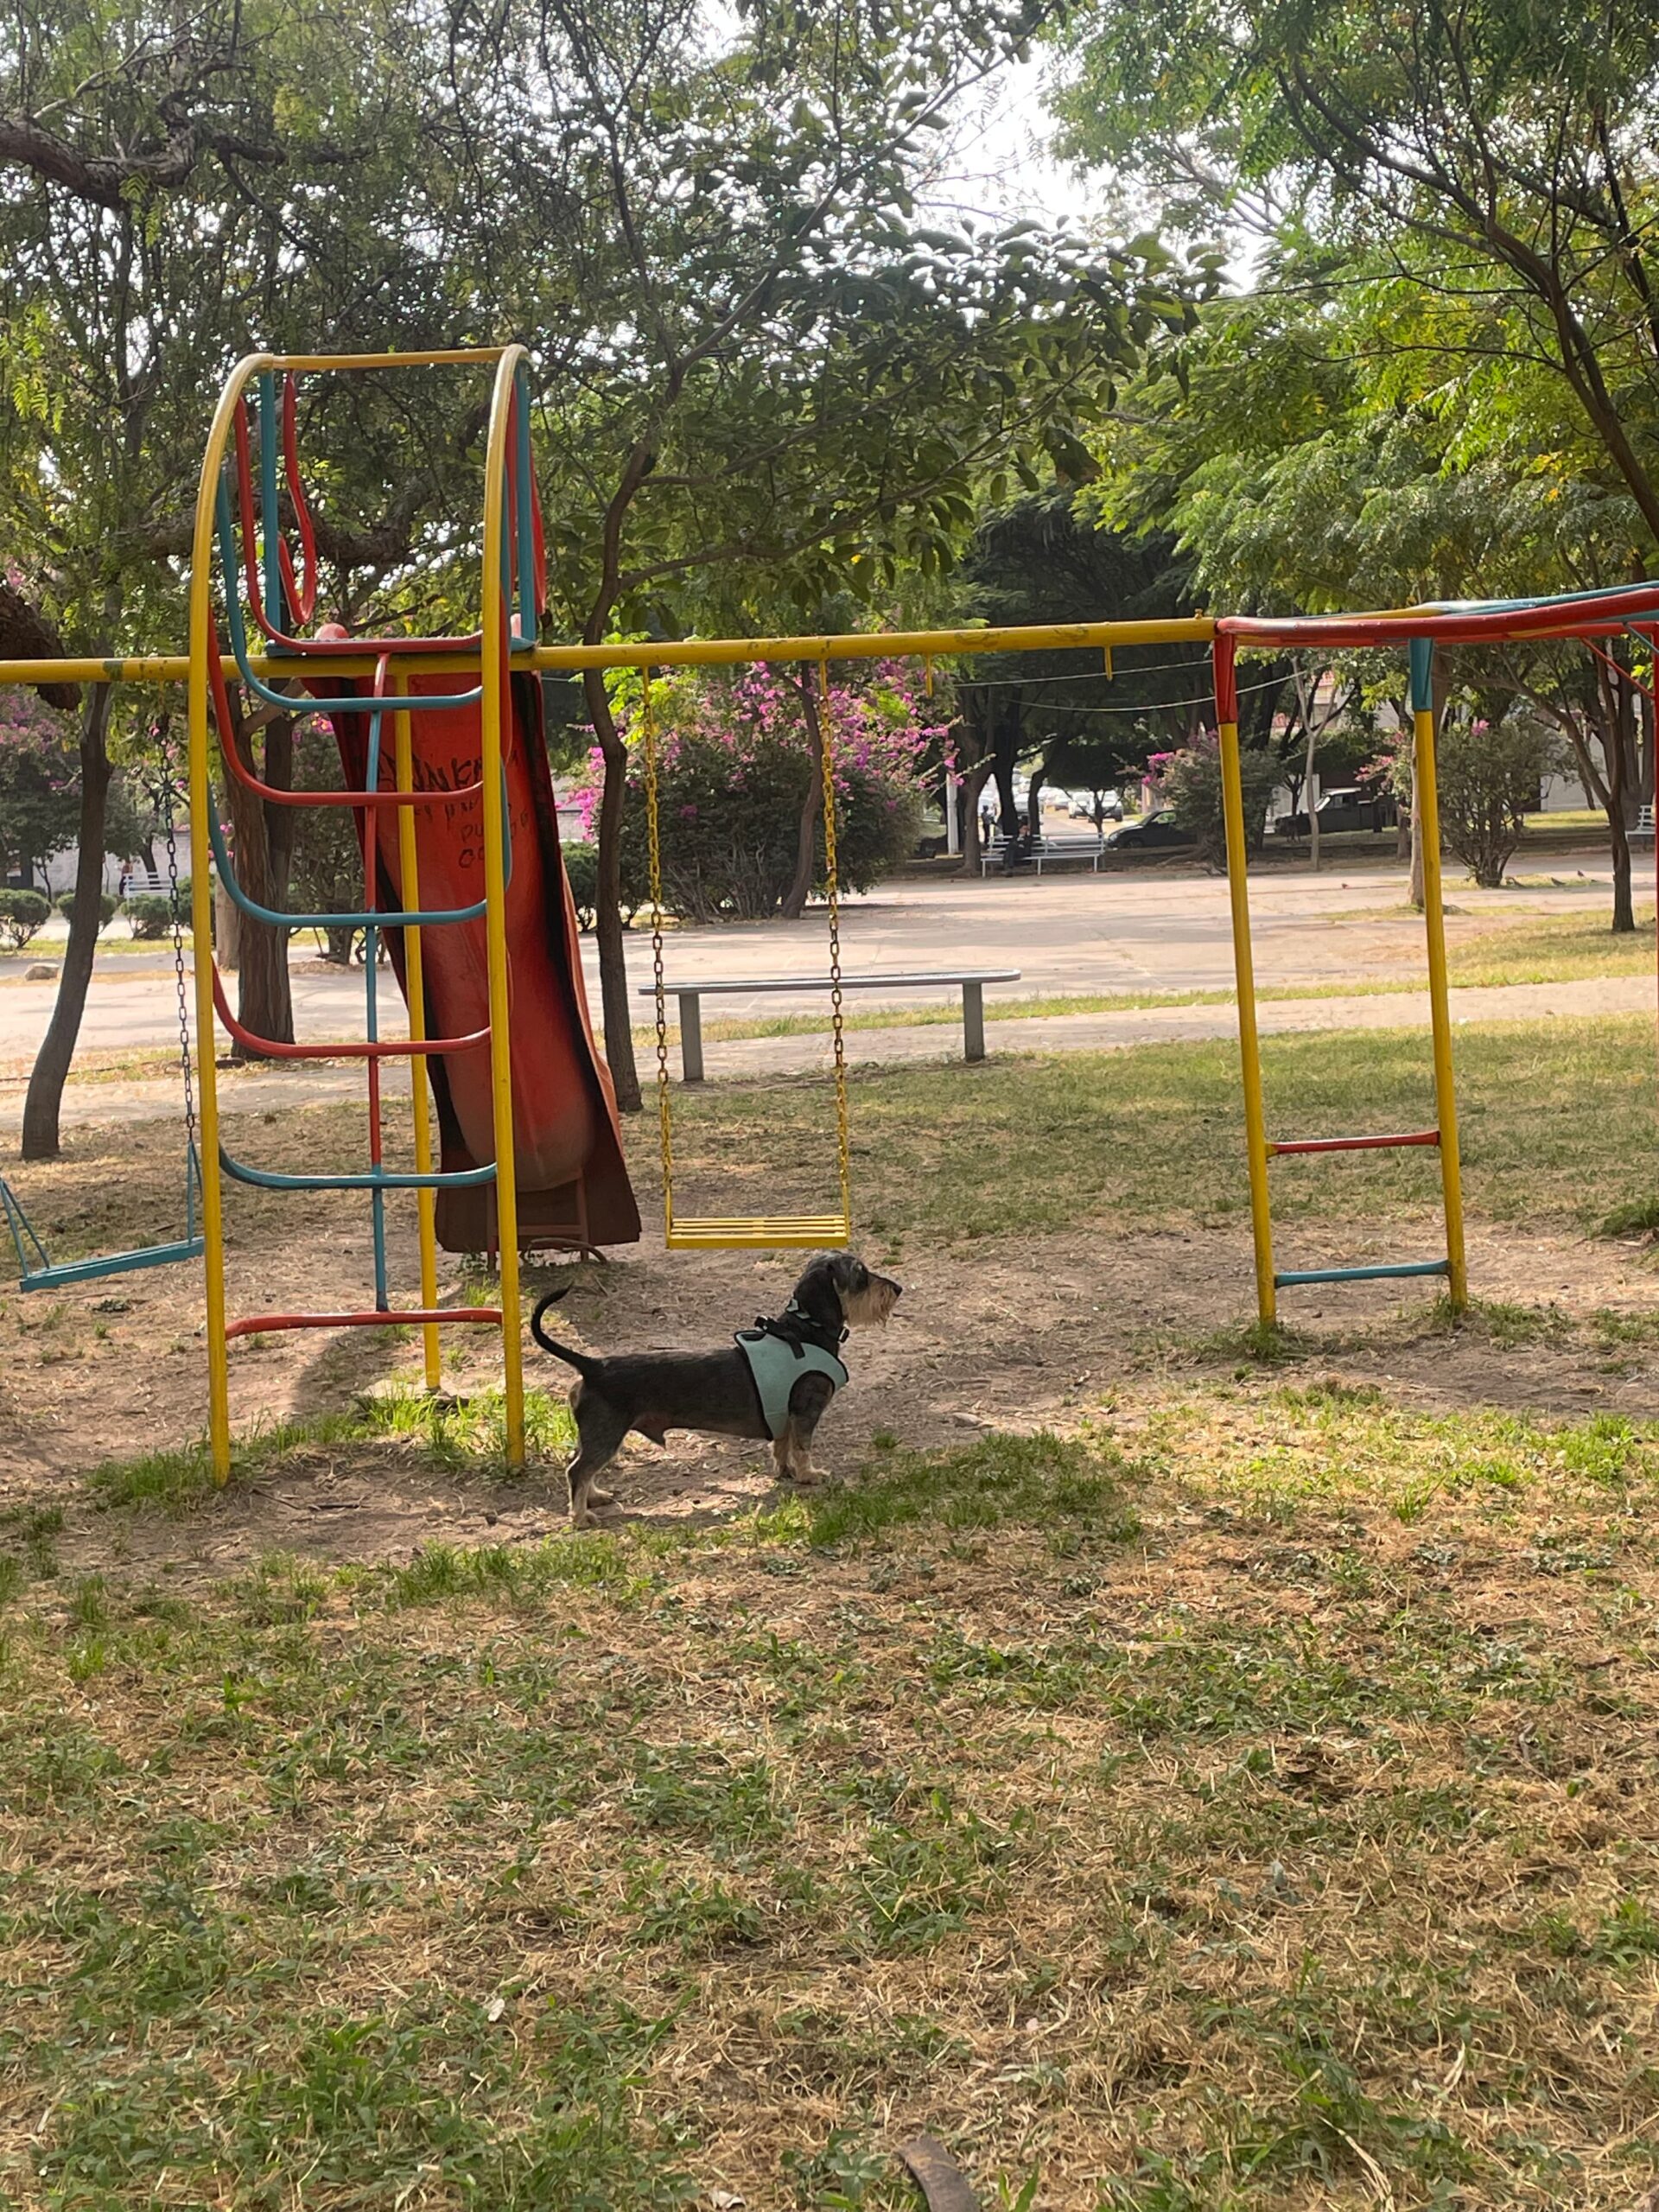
[980,832,1106,876]
[638,968,1022,1081]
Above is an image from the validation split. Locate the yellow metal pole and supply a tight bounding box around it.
[480,349,526,1467]
[1216,639,1277,1325]
[188,357,270,1479]
[1409,639,1468,1307]
[0,618,1218,695]
[393,682,442,1390]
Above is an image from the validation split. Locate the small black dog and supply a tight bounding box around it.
[531,1251,902,1526]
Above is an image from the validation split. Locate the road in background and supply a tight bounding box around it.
[0,849,1621,1064]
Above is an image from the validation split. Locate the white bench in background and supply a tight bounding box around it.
[980,833,1107,876]
[639,969,1021,1081]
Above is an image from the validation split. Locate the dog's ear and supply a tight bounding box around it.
[791,1254,845,1326]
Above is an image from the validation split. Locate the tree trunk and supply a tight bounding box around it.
[22,681,116,1160]
[780,673,825,921]
[219,711,296,1053]
[962,757,994,872]
[215,850,241,972]
[991,690,1021,835]
[1600,655,1637,932]
[1026,762,1046,839]
[583,665,642,1112]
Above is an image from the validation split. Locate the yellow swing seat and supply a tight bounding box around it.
[665,1211,852,1250]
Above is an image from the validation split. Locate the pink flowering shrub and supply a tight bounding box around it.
[573,663,937,922]
[1159,731,1279,864]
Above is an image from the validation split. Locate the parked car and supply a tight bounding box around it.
[1274,787,1396,836]
[1070,790,1123,822]
[1104,808,1195,850]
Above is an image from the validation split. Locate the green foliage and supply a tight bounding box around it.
[954,500,1211,788]
[56,891,117,931]
[1050,0,1659,559]
[603,667,926,922]
[1158,736,1279,865]
[121,893,173,942]
[0,688,81,887]
[0,887,51,948]
[563,840,600,931]
[1435,714,1569,889]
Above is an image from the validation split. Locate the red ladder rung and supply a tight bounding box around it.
[1268,1128,1440,1157]
[226,1306,502,1340]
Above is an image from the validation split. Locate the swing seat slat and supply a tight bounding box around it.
[12,1233,207,1293]
[666,1211,851,1250]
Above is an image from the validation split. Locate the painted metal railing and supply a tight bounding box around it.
[187,347,539,1480]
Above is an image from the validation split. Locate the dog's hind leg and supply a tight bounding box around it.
[565,1384,631,1529]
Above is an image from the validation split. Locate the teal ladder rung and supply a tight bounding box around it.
[1274,1259,1450,1288]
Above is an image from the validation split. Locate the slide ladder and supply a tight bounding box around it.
[188,346,637,1481]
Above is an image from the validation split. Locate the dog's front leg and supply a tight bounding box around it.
[781,1373,836,1487]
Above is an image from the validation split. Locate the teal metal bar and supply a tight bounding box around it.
[1274,1259,1450,1287]
[363,696,390,1309]
[219,1151,497,1194]
[213,483,484,714]
[1409,634,1433,715]
[205,803,491,931]
[259,372,284,629]
[513,362,537,643]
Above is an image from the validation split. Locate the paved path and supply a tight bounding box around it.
[2,972,1646,1136]
[0,849,1620,1062]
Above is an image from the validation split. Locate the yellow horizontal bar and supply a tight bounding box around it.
[231,348,506,373]
[0,616,1216,693]
[531,618,1214,672]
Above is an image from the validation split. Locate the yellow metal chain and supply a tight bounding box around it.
[642,669,675,1229]
[818,658,851,1226]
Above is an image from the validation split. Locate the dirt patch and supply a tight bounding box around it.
[3,1130,1656,1589]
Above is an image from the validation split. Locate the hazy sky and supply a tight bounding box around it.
[926,54,1095,229]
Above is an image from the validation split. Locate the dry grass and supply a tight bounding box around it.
[2,1403,1656,2209]
[3,1017,1659,2207]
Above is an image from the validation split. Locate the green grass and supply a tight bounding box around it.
[89,1385,579,1510]
[658,1012,1656,1247]
[3,1402,1657,2208]
[623,908,1656,1055]
[21,1009,1656,1296]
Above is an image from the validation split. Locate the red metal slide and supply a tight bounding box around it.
[331,667,640,1254]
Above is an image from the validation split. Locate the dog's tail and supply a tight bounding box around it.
[530,1287,601,1376]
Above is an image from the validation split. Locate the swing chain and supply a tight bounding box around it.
[641,670,675,1220]
[156,743,197,1143]
[817,659,851,1221]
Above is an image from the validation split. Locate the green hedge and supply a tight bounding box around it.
[0,889,52,950]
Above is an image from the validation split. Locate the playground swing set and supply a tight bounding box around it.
[2,346,1657,1484]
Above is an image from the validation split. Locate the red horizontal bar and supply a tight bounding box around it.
[212,968,488,1060]
[1221,583,1659,651]
[1268,1129,1440,1156]
[226,1306,501,1340]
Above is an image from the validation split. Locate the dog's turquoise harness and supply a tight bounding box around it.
[736,1325,849,1440]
